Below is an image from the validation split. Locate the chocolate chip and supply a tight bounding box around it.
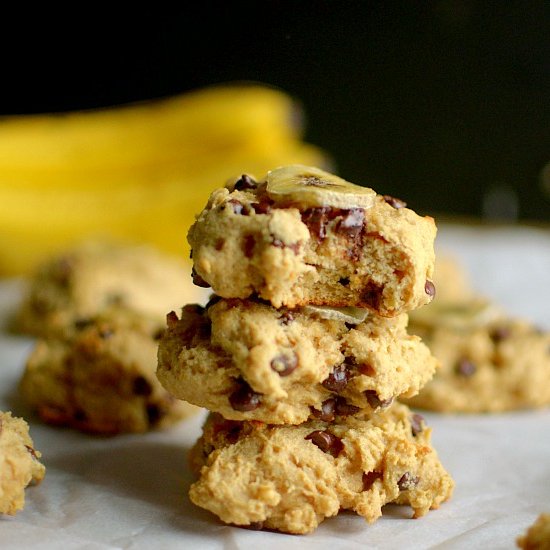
[301,207,331,240]
[361,282,383,310]
[74,318,93,330]
[322,364,349,392]
[215,238,225,251]
[228,199,247,215]
[364,390,394,410]
[410,413,425,436]
[192,267,210,288]
[234,174,257,191]
[229,380,262,411]
[278,311,294,325]
[339,277,350,287]
[362,470,383,491]
[490,326,512,343]
[383,195,407,209]
[133,376,153,396]
[424,280,436,298]
[251,198,273,214]
[334,396,360,416]
[243,235,256,258]
[455,358,477,377]
[398,472,420,491]
[305,430,344,457]
[146,404,162,425]
[311,398,336,422]
[336,208,365,239]
[74,409,87,422]
[270,353,298,377]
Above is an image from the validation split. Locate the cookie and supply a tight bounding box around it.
[14,239,207,338]
[517,514,550,549]
[406,301,550,412]
[20,310,199,434]
[157,297,438,424]
[188,165,436,315]
[0,411,45,515]
[188,402,454,534]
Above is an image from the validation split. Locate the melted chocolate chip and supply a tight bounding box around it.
[311,398,336,422]
[362,470,383,491]
[336,208,365,239]
[398,472,420,491]
[490,326,512,343]
[192,267,210,288]
[270,353,298,377]
[229,380,262,411]
[301,207,333,240]
[383,195,407,209]
[305,430,344,457]
[334,397,360,416]
[234,174,257,191]
[322,364,349,392]
[215,238,225,251]
[425,280,436,298]
[364,390,394,410]
[410,413,425,436]
[361,282,383,310]
[243,235,256,258]
[228,199,247,215]
[133,376,153,396]
[455,358,477,377]
[250,198,273,214]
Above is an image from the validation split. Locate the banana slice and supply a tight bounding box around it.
[301,305,370,325]
[410,298,504,331]
[266,165,376,209]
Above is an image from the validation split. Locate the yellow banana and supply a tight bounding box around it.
[0,84,301,179]
[0,142,329,275]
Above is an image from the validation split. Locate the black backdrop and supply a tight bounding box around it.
[1,2,549,221]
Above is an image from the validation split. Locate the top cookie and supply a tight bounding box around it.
[14,240,207,338]
[188,165,436,315]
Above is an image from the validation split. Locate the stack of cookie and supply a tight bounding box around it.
[157,165,454,534]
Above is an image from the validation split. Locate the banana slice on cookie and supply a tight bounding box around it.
[266,165,376,209]
[301,305,370,325]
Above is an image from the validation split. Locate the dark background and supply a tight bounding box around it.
[2,2,549,221]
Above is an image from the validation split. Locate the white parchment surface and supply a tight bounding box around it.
[1,223,549,549]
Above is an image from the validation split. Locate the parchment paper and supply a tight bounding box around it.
[1,223,549,549]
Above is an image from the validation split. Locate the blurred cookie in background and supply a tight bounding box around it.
[20,309,200,435]
[13,239,209,338]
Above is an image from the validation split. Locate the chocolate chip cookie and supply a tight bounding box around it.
[157,297,438,424]
[20,310,199,434]
[188,402,454,534]
[15,239,206,338]
[188,165,436,315]
[0,411,45,515]
[517,514,550,549]
[406,302,550,413]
